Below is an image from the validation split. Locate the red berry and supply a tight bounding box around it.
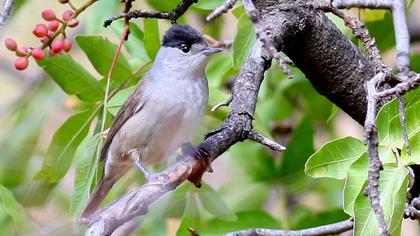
[63,38,72,52]
[15,47,29,57]
[47,20,59,31]
[31,48,45,60]
[67,18,79,28]
[15,57,29,70]
[59,0,69,3]
[41,36,49,44]
[51,40,64,53]
[5,38,17,51]
[32,24,48,38]
[41,9,56,21]
[62,10,75,21]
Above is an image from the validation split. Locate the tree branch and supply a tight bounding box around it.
[103,0,197,27]
[224,219,354,236]
[0,0,14,31]
[206,0,237,21]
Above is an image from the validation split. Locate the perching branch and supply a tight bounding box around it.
[0,0,14,31]
[103,0,197,27]
[224,219,354,236]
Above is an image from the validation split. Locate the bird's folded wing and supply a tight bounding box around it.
[100,76,149,161]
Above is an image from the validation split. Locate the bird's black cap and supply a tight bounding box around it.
[162,24,206,48]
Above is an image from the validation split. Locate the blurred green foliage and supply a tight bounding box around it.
[0,0,419,235]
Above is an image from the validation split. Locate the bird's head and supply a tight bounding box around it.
[152,24,222,77]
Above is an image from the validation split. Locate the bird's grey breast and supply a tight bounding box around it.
[112,74,208,165]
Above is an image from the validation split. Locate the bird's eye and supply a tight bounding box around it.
[180,44,190,53]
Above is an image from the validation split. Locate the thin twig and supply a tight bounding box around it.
[203,35,232,49]
[247,131,286,152]
[95,3,131,203]
[104,0,197,27]
[0,0,14,31]
[242,0,293,78]
[224,219,354,236]
[405,196,420,220]
[211,96,232,111]
[315,1,388,73]
[364,72,389,236]
[333,0,392,9]
[206,0,237,21]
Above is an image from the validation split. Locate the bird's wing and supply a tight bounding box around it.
[100,77,149,161]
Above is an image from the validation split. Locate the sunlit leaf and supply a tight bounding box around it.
[196,183,236,221]
[34,109,98,182]
[343,153,368,215]
[38,54,104,102]
[111,21,150,62]
[76,35,133,83]
[176,192,200,236]
[232,7,256,69]
[305,137,365,179]
[201,211,280,235]
[144,18,160,59]
[0,185,32,231]
[353,165,408,236]
[69,134,100,216]
[107,86,135,116]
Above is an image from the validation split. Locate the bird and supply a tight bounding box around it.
[80,24,221,219]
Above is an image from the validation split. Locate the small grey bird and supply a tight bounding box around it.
[80,25,221,218]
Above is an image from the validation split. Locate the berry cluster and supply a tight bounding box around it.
[4,0,79,71]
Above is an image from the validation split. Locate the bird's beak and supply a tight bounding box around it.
[201,46,222,56]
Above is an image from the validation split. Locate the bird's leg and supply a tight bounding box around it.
[181,143,213,187]
[128,149,160,182]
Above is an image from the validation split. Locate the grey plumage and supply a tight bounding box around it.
[80,25,221,219]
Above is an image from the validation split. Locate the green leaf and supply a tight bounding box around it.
[218,180,270,212]
[76,35,133,83]
[146,0,178,11]
[279,118,315,177]
[85,0,118,34]
[202,211,280,235]
[193,0,227,10]
[343,153,368,215]
[107,86,135,116]
[232,9,256,69]
[380,101,420,148]
[401,131,420,165]
[353,165,408,236]
[305,137,365,179]
[69,134,100,215]
[144,18,160,59]
[196,183,236,221]
[176,192,200,236]
[0,185,32,231]
[34,109,97,182]
[111,21,150,62]
[38,54,104,102]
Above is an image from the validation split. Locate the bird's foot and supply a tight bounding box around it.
[181,143,213,187]
[134,159,170,184]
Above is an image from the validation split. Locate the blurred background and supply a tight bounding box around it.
[0,0,420,235]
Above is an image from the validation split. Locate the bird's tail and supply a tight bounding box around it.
[80,176,117,219]
[80,162,131,219]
